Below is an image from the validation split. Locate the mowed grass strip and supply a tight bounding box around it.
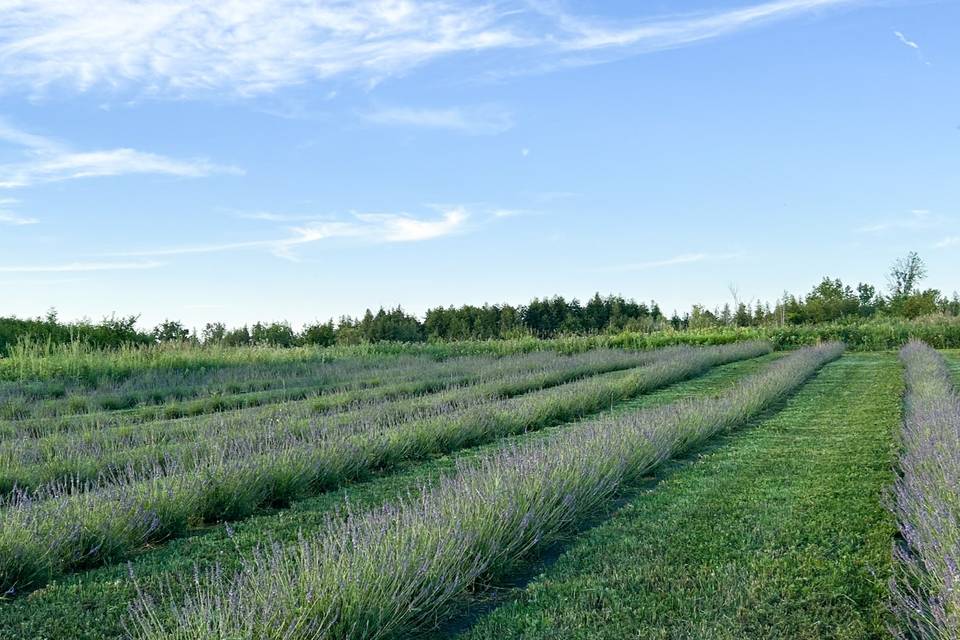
[944,350,960,384]
[0,354,783,640]
[455,353,901,640]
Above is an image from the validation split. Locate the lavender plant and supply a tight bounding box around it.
[0,347,677,495]
[126,342,842,640]
[1,351,420,422]
[0,347,663,440]
[890,341,960,639]
[0,341,769,596]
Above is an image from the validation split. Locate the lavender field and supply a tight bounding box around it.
[2,0,955,636]
[0,340,956,639]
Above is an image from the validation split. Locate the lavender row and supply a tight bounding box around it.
[0,347,672,495]
[1,346,611,424]
[0,341,770,596]
[0,350,444,421]
[126,342,843,640]
[0,347,659,439]
[890,341,960,640]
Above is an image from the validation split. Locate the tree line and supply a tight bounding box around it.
[685,252,958,329]
[2,252,957,354]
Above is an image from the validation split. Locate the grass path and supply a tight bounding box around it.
[0,353,781,640]
[455,353,902,640]
[944,349,960,383]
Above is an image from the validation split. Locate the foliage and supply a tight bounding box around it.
[300,320,336,346]
[1,253,957,356]
[4,317,960,384]
[889,251,927,299]
[152,320,191,343]
[0,314,152,356]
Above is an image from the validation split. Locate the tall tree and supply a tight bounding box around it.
[888,252,927,298]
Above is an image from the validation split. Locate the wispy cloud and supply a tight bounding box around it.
[894,30,919,49]
[0,197,38,224]
[935,236,960,249]
[112,208,471,260]
[362,105,514,135]
[0,1,525,96]
[545,0,864,52]
[892,29,931,65]
[0,211,37,225]
[352,208,468,242]
[0,0,867,98]
[481,0,870,79]
[857,209,947,233]
[594,252,742,273]
[0,118,242,188]
[0,260,163,273]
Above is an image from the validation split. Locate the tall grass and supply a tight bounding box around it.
[3,317,958,386]
[890,341,960,639]
[0,341,769,597]
[0,327,771,385]
[126,342,843,640]
[0,336,613,384]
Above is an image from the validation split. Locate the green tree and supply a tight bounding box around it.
[201,322,226,344]
[153,320,190,343]
[888,251,926,298]
[301,320,336,346]
[222,326,251,346]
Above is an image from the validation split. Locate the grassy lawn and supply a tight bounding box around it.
[455,353,902,640]
[0,354,780,640]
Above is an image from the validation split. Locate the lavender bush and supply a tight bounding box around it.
[126,342,842,640]
[0,341,769,596]
[891,341,960,639]
[0,347,651,437]
[0,346,674,495]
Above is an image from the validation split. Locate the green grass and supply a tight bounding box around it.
[0,354,781,640]
[454,353,901,640]
[943,349,960,384]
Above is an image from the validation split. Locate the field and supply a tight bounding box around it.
[0,340,957,639]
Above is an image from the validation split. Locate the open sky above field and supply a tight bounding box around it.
[0,0,957,329]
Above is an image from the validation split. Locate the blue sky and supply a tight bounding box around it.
[0,0,957,330]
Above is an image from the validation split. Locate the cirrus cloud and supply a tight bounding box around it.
[361,105,514,135]
[0,197,37,224]
[0,117,242,188]
[0,0,869,98]
[109,207,471,261]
